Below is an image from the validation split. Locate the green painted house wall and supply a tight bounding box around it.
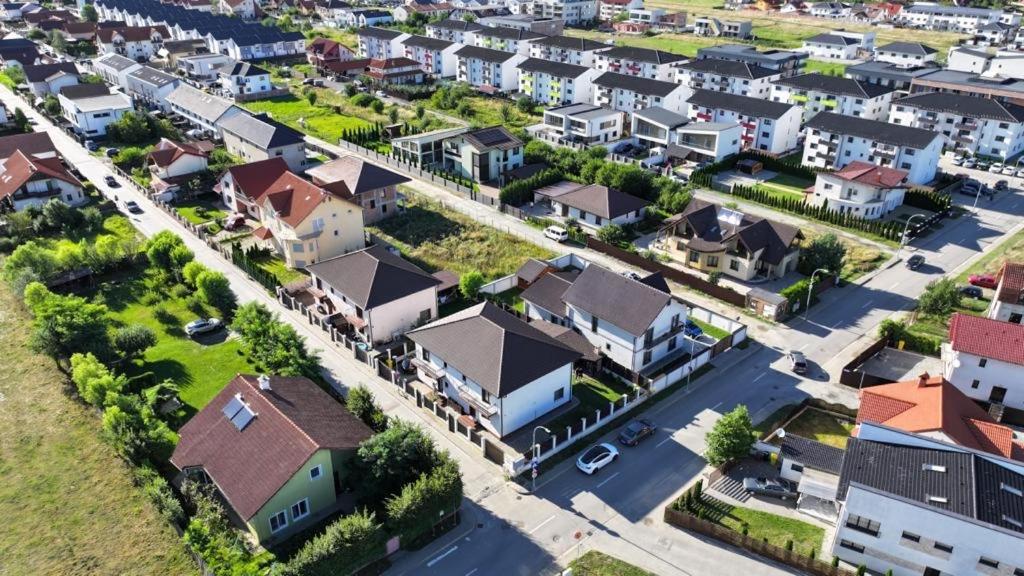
[247,449,342,543]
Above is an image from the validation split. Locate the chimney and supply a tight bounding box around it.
[918,372,930,387]
[257,374,271,391]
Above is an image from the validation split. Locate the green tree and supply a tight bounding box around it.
[13,107,29,132]
[500,101,514,124]
[196,270,236,317]
[70,352,126,406]
[415,104,425,120]
[306,90,317,106]
[597,223,628,245]
[704,405,754,467]
[2,240,59,284]
[43,94,60,115]
[81,3,97,21]
[371,99,385,113]
[25,283,112,365]
[107,112,154,144]
[918,277,961,316]
[48,30,66,53]
[112,146,151,170]
[515,96,534,115]
[41,198,84,234]
[385,454,463,541]
[112,324,157,362]
[800,233,845,277]
[145,230,186,272]
[388,106,399,124]
[351,421,439,504]
[459,270,485,299]
[182,260,209,288]
[347,385,387,431]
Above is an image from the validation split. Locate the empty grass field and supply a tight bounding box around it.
[570,551,654,576]
[244,94,371,143]
[421,94,542,131]
[756,173,812,202]
[0,282,197,575]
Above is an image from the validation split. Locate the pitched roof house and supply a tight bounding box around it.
[943,313,1024,413]
[534,181,649,230]
[146,138,214,194]
[22,62,79,97]
[0,150,84,212]
[305,156,409,224]
[171,374,373,543]
[219,112,307,172]
[989,262,1024,323]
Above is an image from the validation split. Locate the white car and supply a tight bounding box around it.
[375,90,387,98]
[1002,165,1016,175]
[952,155,965,165]
[990,163,1004,173]
[576,443,619,475]
[1016,168,1024,178]
[964,159,977,169]
[543,225,568,242]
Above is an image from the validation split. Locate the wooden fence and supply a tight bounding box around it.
[838,336,891,389]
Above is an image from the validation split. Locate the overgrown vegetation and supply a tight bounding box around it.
[704,405,754,467]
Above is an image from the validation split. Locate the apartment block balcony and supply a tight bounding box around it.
[453,382,499,417]
[871,147,896,160]
[790,94,808,103]
[958,119,979,130]
[954,134,974,144]
[821,98,838,108]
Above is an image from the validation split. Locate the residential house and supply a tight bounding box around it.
[869,42,938,69]
[856,373,1024,460]
[599,0,642,22]
[802,33,860,60]
[92,53,142,89]
[22,62,79,98]
[471,25,543,55]
[306,37,355,70]
[454,45,524,93]
[218,157,289,217]
[177,53,233,82]
[407,302,581,437]
[0,2,38,21]
[353,9,394,27]
[401,35,459,78]
[531,0,597,25]
[390,126,471,168]
[989,262,1024,324]
[146,137,214,195]
[442,125,523,183]
[306,156,410,224]
[0,150,84,212]
[696,44,807,78]
[910,68,1024,105]
[0,132,58,163]
[217,61,273,99]
[534,181,648,229]
[830,434,1024,576]
[164,84,244,137]
[687,89,802,154]
[630,105,687,148]
[888,92,1024,161]
[217,0,256,19]
[776,433,845,518]
[518,58,599,106]
[159,39,211,67]
[96,25,170,61]
[366,57,425,85]
[810,161,908,219]
[219,112,307,172]
[523,263,690,374]
[943,313,1024,412]
[692,17,752,39]
[315,0,353,25]
[658,199,802,281]
[802,112,942,185]
[0,37,40,67]
[845,60,938,94]
[425,18,483,44]
[393,1,451,22]
[593,46,685,81]
[631,106,741,162]
[593,72,690,117]
[674,58,783,99]
[808,1,849,18]
[974,22,1013,47]
[307,245,439,344]
[170,374,373,544]
[126,65,181,111]
[771,73,895,121]
[897,4,1011,34]
[527,34,607,67]
[356,26,409,59]
[529,103,624,146]
[57,84,133,138]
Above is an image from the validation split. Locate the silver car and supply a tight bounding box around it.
[742,477,798,500]
[185,317,222,337]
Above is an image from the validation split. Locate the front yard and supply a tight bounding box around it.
[777,407,854,449]
[692,495,825,557]
[174,197,227,225]
[690,318,731,341]
[756,174,812,203]
[368,194,555,280]
[544,373,636,433]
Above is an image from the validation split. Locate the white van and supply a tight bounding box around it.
[543,225,568,242]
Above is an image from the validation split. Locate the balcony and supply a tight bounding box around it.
[954,134,974,144]
[453,382,498,416]
[821,98,838,108]
[412,357,446,380]
[642,320,689,350]
[790,94,808,103]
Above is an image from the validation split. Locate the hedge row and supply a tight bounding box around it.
[499,168,564,206]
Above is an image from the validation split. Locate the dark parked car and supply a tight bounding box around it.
[105,175,120,188]
[618,418,655,446]
[683,320,702,339]
[105,147,120,158]
[742,477,798,500]
[960,285,983,299]
[906,254,925,270]
[995,180,1009,192]
[124,200,142,214]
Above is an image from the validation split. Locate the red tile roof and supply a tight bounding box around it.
[262,174,330,228]
[171,374,372,520]
[224,157,290,205]
[252,226,274,240]
[146,138,213,168]
[949,313,1024,366]
[369,57,422,70]
[996,262,1024,305]
[832,160,908,188]
[857,373,1021,459]
[0,150,81,201]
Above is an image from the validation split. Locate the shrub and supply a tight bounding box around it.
[832,556,840,568]
[799,233,846,277]
[704,405,754,467]
[183,483,274,575]
[918,278,960,316]
[384,455,463,543]
[877,318,942,356]
[351,421,440,504]
[71,352,126,406]
[347,385,387,432]
[856,565,866,576]
[371,99,384,113]
[285,509,386,576]
[708,271,722,286]
[134,465,184,526]
[185,294,206,316]
[195,270,237,317]
[182,260,209,288]
[596,223,629,246]
[459,271,485,299]
[112,324,157,362]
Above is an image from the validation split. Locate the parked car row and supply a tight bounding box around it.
[575,418,657,474]
[953,155,1024,176]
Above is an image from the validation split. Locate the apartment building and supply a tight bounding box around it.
[402,35,459,78]
[802,113,941,185]
[771,73,896,121]
[810,161,909,219]
[528,34,608,66]
[471,25,543,55]
[593,46,686,81]
[593,71,691,116]
[518,58,598,105]
[220,113,307,172]
[529,103,625,146]
[454,45,524,93]
[888,92,1024,160]
[696,44,807,77]
[674,58,782,99]
[687,89,802,154]
[476,14,564,35]
[426,18,483,44]
[897,4,1016,34]
[532,0,598,25]
[598,0,642,21]
[356,26,409,59]
[125,65,180,111]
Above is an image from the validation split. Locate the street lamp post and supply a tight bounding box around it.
[531,425,551,492]
[685,335,697,393]
[895,213,928,260]
[805,268,830,322]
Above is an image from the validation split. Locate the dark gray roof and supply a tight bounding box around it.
[780,434,845,474]
[218,60,268,77]
[306,156,409,197]
[839,438,1024,534]
[673,199,800,267]
[528,319,600,362]
[531,35,606,52]
[22,62,79,83]
[846,60,937,84]
[520,270,576,315]
[516,258,552,285]
[594,71,682,98]
[58,83,111,99]
[876,41,937,56]
[455,44,516,63]
[688,89,796,120]
[128,65,179,87]
[562,264,671,336]
[95,53,139,72]
[634,105,688,128]
[219,113,304,149]
[475,26,543,41]
[597,46,687,65]
[518,57,588,78]
[806,33,858,46]
[538,183,648,220]
[463,126,521,151]
[357,26,403,40]
[806,112,941,149]
[895,92,1024,123]
[402,34,453,50]
[914,69,1024,96]
[166,85,236,122]
[428,18,484,32]
[773,73,895,98]
[677,58,778,80]
[306,244,439,309]
[407,302,581,397]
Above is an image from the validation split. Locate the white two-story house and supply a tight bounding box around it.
[687,89,802,154]
[874,41,938,68]
[888,92,1024,161]
[529,103,625,147]
[217,61,273,99]
[943,313,1024,411]
[810,161,909,219]
[770,73,896,122]
[57,84,133,138]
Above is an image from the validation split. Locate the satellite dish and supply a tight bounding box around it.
[953,359,961,368]
[776,428,786,439]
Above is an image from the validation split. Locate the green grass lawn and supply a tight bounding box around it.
[804,60,846,76]
[906,296,989,345]
[753,404,798,440]
[569,551,653,576]
[487,287,524,313]
[0,71,16,89]
[756,174,812,202]
[86,268,256,412]
[694,495,825,556]
[368,194,554,280]
[174,197,227,225]
[800,228,887,282]
[244,94,371,143]
[545,373,635,432]
[0,282,197,575]
[957,226,1024,283]
[690,318,731,341]
[245,251,309,285]
[422,94,541,131]
[779,407,853,449]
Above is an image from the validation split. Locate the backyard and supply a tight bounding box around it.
[690,317,731,341]
[244,94,371,144]
[756,174,812,203]
[248,249,309,286]
[174,197,227,225]
[368,194,555,280]
[773,406,854,449]
[0,282,197,575]
[904,293,989,345]
[544,373,636,433]
[692,495,825,556]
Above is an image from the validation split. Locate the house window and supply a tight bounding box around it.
[481,389,492,403]
[901,531,920,543]
[689,250,700,263]
[972,379,980,389]
[642,349,652,365]
[591,316,598,333]
[979,558,1000,569]
[838,540,864,553]
[934,542,953,553]
[422,349,431,362]
[979,358,988,367]
[269,510,288,533]
[309,465,323,481]
[845,514,880,537]
[706,256,719,267]
[291,498,310,521]
[553,387,565,401]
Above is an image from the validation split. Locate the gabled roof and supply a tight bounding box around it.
[96,25,170,43]
[401,34,453,51]
[805,32,858,46]
[774,73,894,98]
[518,57,589,79]
[223,157,290,204]
[805,112,939,149]
[669,199,801,267]
[876,41,937,56]
[146,138,213,168]
[677,57,778,80]
[93,53,140,73]
[261,173,333,228]
[22,62,78,83]
[535,182,648,220]
[596,46,687,65]
[520,269,577,314]
[949,313,1024,367]
[0,131,56,161]
[219,113,304,150]
[427,18,483,32]
[830,160,908,188]
[857,374,1022,460]
[165,84,237,123]
[995,262,1024,305]
[305,155,409,198]
[58,83,110,100]
[895,92,1024,123]
[128,65,179,87]
[407,302,581,397]
[531,34,606,52]
[454,44,517,63]
[0,150,81,201]
[217,60,268,77]
[594,71,682,98]
[307,244,439,309]
[475,26,542,41]
[780,434,845,473]
[170,374,372,520]
[356,25,402,40]
[562,264,672,337]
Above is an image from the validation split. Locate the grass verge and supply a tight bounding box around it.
[957,226,1024,282]
[569,551,654,576]
[693,495,824,556]
[545,374,637,433]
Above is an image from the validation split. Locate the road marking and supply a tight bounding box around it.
[427,546,458,567]
[528,515,556,535]
[711,401,723,410]
[656,433,676,448]
[832,320,842,329]
[596,471,621,488]
[752,373,766,383]
[465,569,478,576]
[860,299,873,309]
[889,281,900,290]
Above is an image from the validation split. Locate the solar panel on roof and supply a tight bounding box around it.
[230,404,256,430]
[221,393,244,419]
